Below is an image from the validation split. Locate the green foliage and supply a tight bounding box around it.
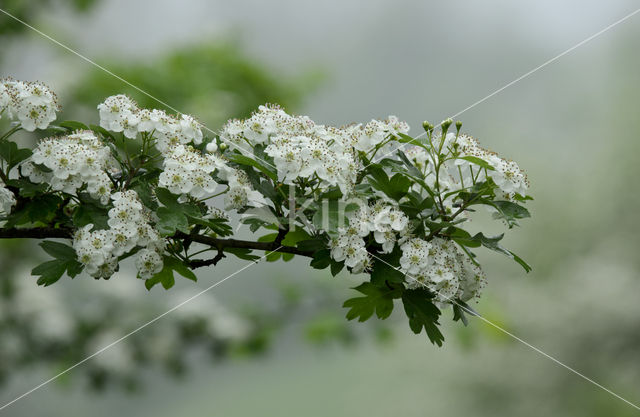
[155,188,201,235]
[31,241,83,286]
[401,289,444,346]
[343,282,403,322]
[146,255,197,290]
[69,42,319,127]
[0,140,32,171]
[3,194,64,228]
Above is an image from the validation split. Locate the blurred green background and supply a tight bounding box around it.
[1,0,640,416]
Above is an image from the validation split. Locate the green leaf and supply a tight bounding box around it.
[58,120,89,131]
[401,289,444,346]
[148,266,175,290]
[73,202,110,230]
[0,140,32,171]
[489,200,531,228]
[367,166,411,201]
[32,242,83,286]
[224,247,260,261]
[459,156,495,171]
[257,232,278,243]
[297,238,327,252]
[89,124,115,141]
[471,232,532,272]
[395,150,424,178]
[452,303,468,326]
[448,227,481,248]
[265,251,282,262]
[164,256,197,282]
[40,241,77,261]
[228,153,277,182]
[4,194,63,228]
[32,260,68,286]
[330,260,344,276]
[370,248,405,285]
[189,216,233,237]
[155,188,203,235]
[7,179,48,198]
[282,252,295,262]
[343,282,403,322]
[310,249,331,270]
[396,133,427,149]
[156,207,189,235]
[281,228,312,246]
[155,187,180,208]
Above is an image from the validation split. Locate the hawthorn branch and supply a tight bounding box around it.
[0,228,315,267]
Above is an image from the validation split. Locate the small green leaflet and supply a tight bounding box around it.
[471,232,532,272]
[401,289,444,346]
[0,140,32,171]
[155,188,202,235]
[31,241,83,286]
[227,153,278,182]
[57,120,90,131]
[343,282,403,322]
[3,194,63,227]
[73,201,110,230]
[145,255,197,290]
[367,165,411,201]
[369,248,405,285]
[488,200,531,228]
[458,156,495,171]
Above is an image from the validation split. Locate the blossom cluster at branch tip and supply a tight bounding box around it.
[0,79,59,131]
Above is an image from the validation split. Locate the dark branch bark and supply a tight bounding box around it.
[0,227,73,239]
[172,231,313,257]
[0,227,315,267]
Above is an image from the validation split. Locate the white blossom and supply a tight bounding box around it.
[0,79,59,131]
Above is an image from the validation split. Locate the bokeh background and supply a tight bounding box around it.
[1,0,640,415]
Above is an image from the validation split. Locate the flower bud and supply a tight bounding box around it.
[206,141,218,153]
[455,120,462,134]
[440,118,453,135]
[422,121,434,133]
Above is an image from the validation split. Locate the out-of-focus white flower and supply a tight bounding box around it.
[1,79,59,131]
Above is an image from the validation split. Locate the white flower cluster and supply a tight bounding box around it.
[73,190,164,279]
[0,79,59,131]
[0,184,16,217]
[98,95,203,152]
[329,202,409,273]
[402,237,486,304]
[455,134,528,197]
[221,105,409,194]
[158,144,223,199]
[220,169,267,210]
[22,130,114,204]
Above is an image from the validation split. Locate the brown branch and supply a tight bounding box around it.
[172,231,313,257]
[0,228,315,266]
[0,227,73,239]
